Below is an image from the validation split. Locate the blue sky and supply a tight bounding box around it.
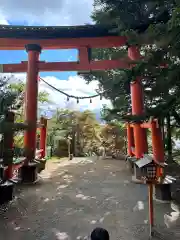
[0,48,78,79]
[0,0,111,113]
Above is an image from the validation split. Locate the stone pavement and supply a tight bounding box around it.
[0,157,180,240]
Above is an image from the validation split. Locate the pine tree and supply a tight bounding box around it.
[85,0,177,120]
[81,0,180,157]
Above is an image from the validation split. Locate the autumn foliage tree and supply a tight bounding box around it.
[47,108,125,157]
[100,122,126,155]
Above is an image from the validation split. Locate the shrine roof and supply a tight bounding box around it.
[0,24,119,39]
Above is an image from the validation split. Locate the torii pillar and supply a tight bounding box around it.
[127,123,135,156]
[128,46,148,182]
[128,46,148,157]
[21,44,41,183]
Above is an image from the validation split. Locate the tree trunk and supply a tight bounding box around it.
[76,123,80,156]
[50,146,53,157]
[172,109,180,126]
[68,141,71,159]
[72,126,76,157]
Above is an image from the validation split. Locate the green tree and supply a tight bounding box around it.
[8,81,50,104]
[0,76,31,161]
[47,108,126,157]
[77,110,101,154]
[100,122,125,154]
[82,0,180,158]
[47,109,102,157]
[8,79,50,148]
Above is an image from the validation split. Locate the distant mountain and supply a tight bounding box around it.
[92,108,102,122]
[38,103,103,122]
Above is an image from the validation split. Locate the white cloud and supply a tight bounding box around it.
[0,73,111,113]
[0,0,94,26]
[39,75,111,111]
[0,12,9,25]
[0,18,8,25]
[0,1,110,119]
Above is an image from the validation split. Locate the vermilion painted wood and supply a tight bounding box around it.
[1,59,130,73]
[130,121,159,129]
[24,49,40,164]
[151,121,165,163]
[128,46,148,158]
[127,123,135,156]
[0,36,126,50]
[39,118,47,159]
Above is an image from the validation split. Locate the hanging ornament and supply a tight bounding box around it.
[100,94,102,100]
[77,98,79,104]
[90,98,92,103]
[67,96,70,101]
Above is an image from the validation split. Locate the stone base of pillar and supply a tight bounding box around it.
[131,164,144,184]
[154,184,172,203]
[171,179,180,204]
[20,162,38,184]
[131,175,144,184]
[0,181,14,205]
[36,159,46,173]
[126,156,136,174]
[126,157,144,183]
[127,160,134,173]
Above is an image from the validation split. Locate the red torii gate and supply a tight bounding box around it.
[0,25,164,181]
[0,26,168,235]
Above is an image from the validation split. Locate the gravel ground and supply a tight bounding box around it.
[0,157,179,240]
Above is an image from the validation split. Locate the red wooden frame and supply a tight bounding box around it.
[0,36,126,50]
[1,59,130,73]
[0,31,164,182]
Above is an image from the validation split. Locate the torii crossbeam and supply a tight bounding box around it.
[0,59,130,73]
